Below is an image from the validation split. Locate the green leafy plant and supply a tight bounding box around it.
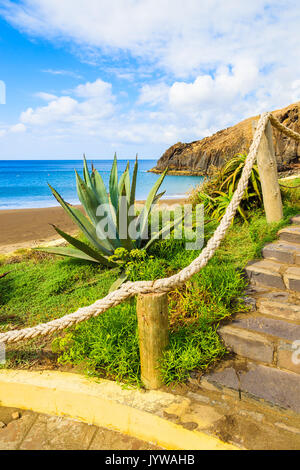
[108,247,148,265]
[193,153,263,222]
[37,155,183,269]
[210,188,248,222]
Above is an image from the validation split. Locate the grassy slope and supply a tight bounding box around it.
[0,182,299,386]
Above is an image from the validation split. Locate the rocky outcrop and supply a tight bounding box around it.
[151,102,300,175]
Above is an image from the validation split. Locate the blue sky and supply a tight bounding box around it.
[0,0,300,159]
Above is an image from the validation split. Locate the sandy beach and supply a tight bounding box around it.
[0,199,186,254]
[0,206,81,254]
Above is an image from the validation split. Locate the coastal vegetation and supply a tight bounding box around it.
[0,168,299,385]
[38,156,183,291]
[190,153,263,222]
[39,156,180,262]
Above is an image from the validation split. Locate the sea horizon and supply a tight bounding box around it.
[0,159,204,210]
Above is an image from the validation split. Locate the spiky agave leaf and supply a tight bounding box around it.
[109,153,119,215]
[128,156,139,230]
[37,246,101,263]
[83,154,93,189]
[48,184,111,255]
[130,156,138,208]
[124,163,131,203]
[116,184,135,252]
[50,225,115,266]
[108,270,128,293]
[75,170,100,225]
[136,168,168,248]
[92,169,110,206]
[153,190,166,205]
[91,166,118,229]
[76,170,120,252]
[117,162,131,206]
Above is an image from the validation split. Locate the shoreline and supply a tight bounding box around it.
[149,168,206,176]
[149,166,300,178]
[0,199,186,255]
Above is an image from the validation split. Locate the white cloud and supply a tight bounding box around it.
[35,92,58,101]
[19,78,115,130]
[7,77,186,150]
[0,0,298,78]
[74,79,112,99]
[42,69,82,79]
[1,1,300,156]
[169,59,259,110]
[10,123,26,133]
[20,96,78,126]
[138,83,169,106]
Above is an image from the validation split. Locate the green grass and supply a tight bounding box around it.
[0,183,299,386]
[0,254,118,328]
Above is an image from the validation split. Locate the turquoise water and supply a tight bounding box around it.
[0,160,204,210]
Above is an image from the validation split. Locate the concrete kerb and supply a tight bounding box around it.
[0,370,238,450]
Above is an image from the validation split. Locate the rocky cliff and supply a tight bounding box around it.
[151,102,300,175]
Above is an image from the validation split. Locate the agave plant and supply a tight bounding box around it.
[211,188,248,222]
[195,153,263,222]
[38,155,182,268]
[220,153,262,203]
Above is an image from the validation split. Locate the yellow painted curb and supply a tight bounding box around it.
[0,370,238,450]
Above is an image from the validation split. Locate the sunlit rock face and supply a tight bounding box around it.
[151,102,300,175]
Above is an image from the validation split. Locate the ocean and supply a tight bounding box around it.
[0,160,204,210]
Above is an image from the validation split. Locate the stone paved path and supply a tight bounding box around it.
[0,406,162,450]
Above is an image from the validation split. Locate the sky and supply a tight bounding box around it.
[0,0,300,159]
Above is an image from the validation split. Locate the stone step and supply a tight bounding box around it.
[256,290,300,305]
[231,314,300,342]
[259,298,300,322]
[201,361,300,413]
[219,315,300,372]
[262,241,300,264]
[284,267,300,293]
[291,215,300,225]
[246,260,300,293]
[278,225,300,244]
[246,260,286,290]
[219,325,274,365]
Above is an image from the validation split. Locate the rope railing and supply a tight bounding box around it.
[0,111,299,346]
[270,114,300,142]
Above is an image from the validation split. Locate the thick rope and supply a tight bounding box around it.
[0,112,271,345]
[269,114,300,188]
[269,114,300,142]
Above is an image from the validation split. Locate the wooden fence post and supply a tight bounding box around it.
[253,119,283,223]
[136,292,169,389]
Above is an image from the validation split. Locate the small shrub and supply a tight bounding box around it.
[190,153,263,222]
